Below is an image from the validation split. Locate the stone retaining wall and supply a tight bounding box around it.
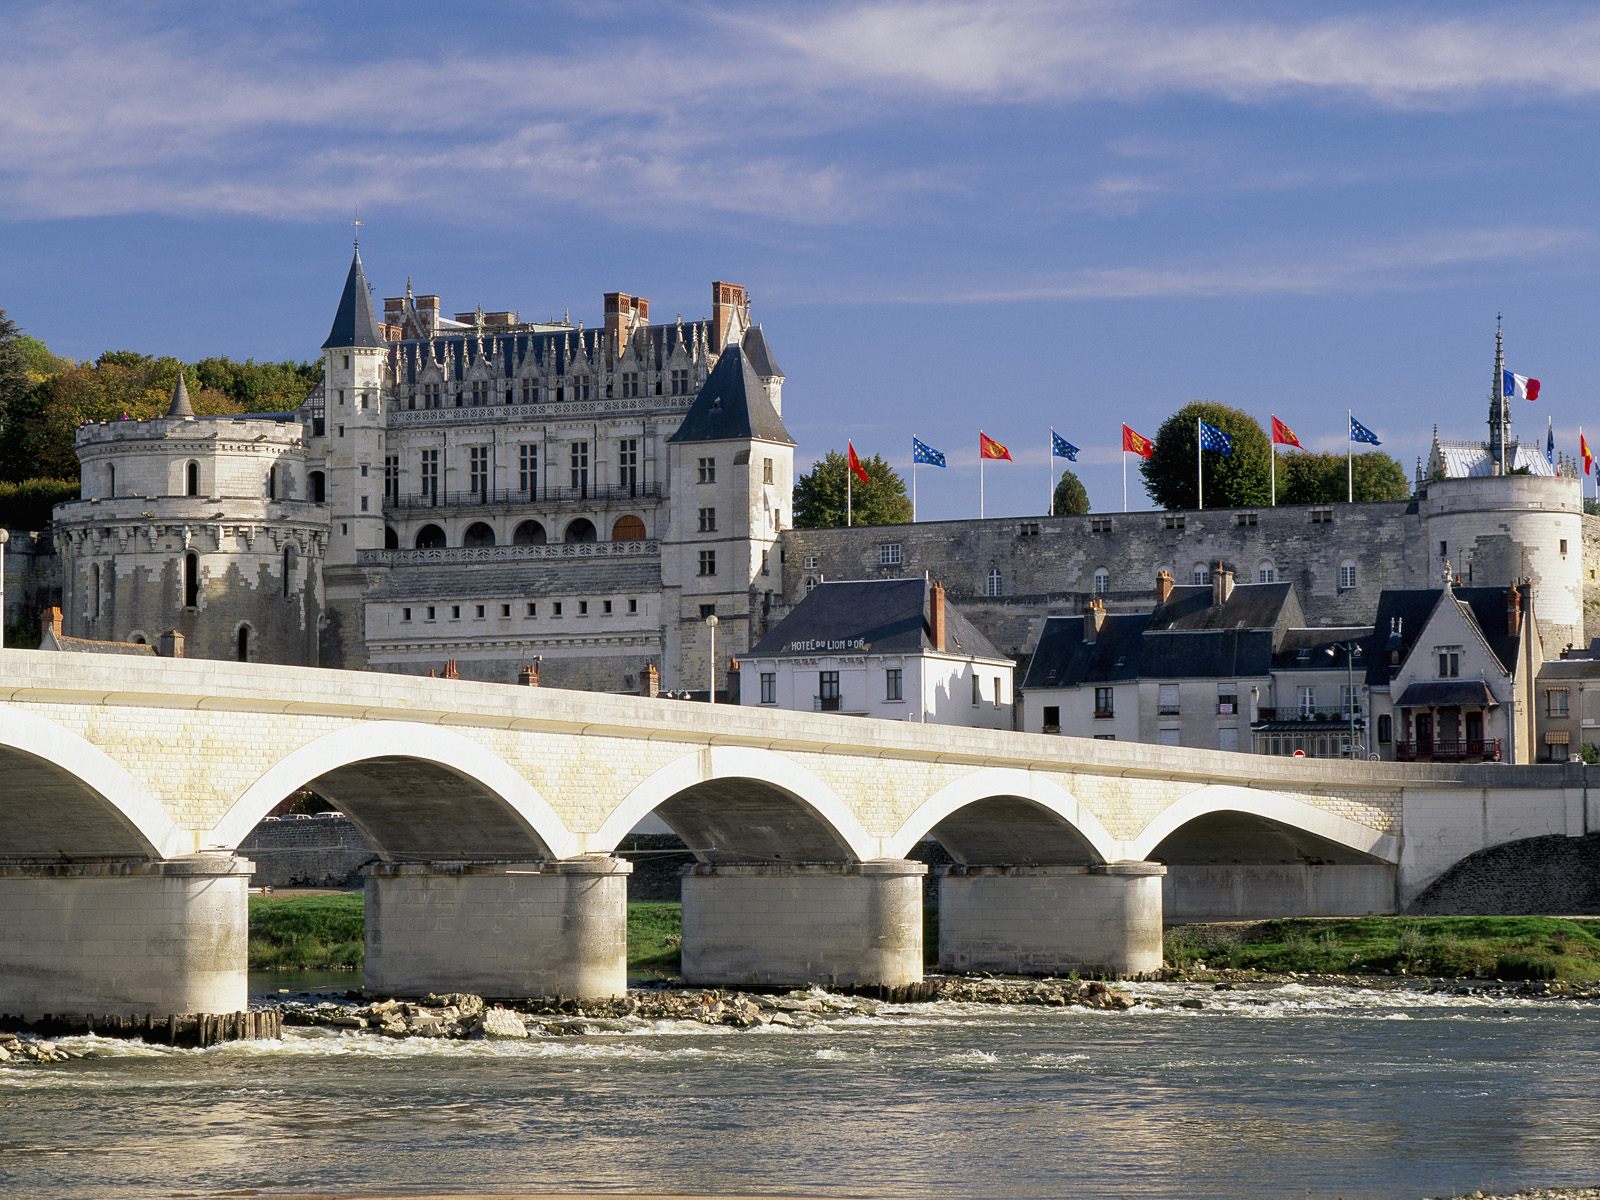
[239,815,376,887]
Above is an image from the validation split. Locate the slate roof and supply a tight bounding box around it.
[322,248,386,350]
[1435,439,1556,478]
[1147,583,1297,632]
[1021,613,1148,689]
[393,319,713,383]
[748,578,1006,662]
[742,325,783,379]
[1272,627,1372,672]
[167,371,194,418]
[46,634,157,656]
[668,345,794,446]
[368,558,661,602]
[1365,586,1525,685]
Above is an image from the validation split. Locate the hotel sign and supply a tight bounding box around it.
[786,638,868,653]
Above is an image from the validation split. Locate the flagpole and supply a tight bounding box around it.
[1196,417,1204,511]
[979,443,985,520]
[1047,427,1054,517]
[846,446,853,528]
[1122,447,1128,514]
[912,446,918,523]
[1347,409,1354,504]
[1270,442,1276,507]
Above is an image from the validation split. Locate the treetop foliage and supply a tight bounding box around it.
[1051,468,1090,516]
[793,450,913,528]
[1139,401,1273,510]
[1275,450,1412,504]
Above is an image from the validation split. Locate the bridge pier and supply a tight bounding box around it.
[364,857,630,1000]
[1162,864,1398,921]
[680,860,925,989]
[0,855,251,1020]
[937,861,1166,977]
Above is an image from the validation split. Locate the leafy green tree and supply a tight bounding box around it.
[1277,451,1411,504]
[1139,402,1271,510]
[793,450,912,528]
[0,311,32,453]
[1051,468,1090,515]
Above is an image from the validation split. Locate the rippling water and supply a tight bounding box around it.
[2,980,1598,1199]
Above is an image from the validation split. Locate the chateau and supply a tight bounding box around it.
[41,249,1600,707]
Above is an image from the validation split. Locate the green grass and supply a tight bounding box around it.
[1164,916,1600,982]
[247,892,691,976]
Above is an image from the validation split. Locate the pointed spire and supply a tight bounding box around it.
[322,246,385,350]
[167,370,194,419]
[1489,316,1508,473]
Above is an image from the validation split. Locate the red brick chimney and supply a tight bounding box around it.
[1084,597,1106,643]
[40,606,63,642]
[640,661,660,698]
[929,580,947,651]
[604,292,650,358]
[1155,570,1174,605]
[518,662,541,687]
[440,658,460,680]
[1506,581,1523,639]
[710,281,746,351]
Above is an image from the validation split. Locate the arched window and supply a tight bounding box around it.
[1092,567,1110,595]
[513,520,547,546]
[463,521,496,548]
[185,461,200,497]
[384,526,399,550]
[267,464,278,500]
[1339,560,1357,590]
[236,625,252,662]
[1377,714,1392,745]
[565,517,597,544]
[985,567,1002,597]
[107,464,115,497]
[612,514,646,542]
[183,552,200,608]
[128,632,148,646]
[90,563,101,621]
[1258,560,1277,584]
[414,524,446,550]
[804,575,818,594]
[308,471,326,503]
[282,546,297,598]
[1191,562,1210,585]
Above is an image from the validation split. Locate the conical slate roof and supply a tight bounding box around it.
[668,344,794,445]
[321,248,385,350]
[167,370,194,418]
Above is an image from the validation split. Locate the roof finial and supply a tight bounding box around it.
[352,205,363,251]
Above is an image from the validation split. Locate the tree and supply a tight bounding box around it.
[1051,468,1089,516]
[1277,451,1411,504]
[0,311,31,449]
[1139,402,1271,510]
[793,450,912,528]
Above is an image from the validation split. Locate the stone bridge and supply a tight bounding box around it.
[1,651,1593,1018]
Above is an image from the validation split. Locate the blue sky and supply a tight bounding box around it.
[3,0,1599,517]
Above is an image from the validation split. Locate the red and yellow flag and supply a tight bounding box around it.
[1582,432,1593,476]
[1121,423,1154,460]
[979,431,1012,461]
[1271,415,1303,449]
[847,440,870,484]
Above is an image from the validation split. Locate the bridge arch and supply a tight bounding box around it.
[0,708,185,860]
[594,746,876,863]
[1129,784,1400,865]
[884,768,1119,864]
[209,723,576,861]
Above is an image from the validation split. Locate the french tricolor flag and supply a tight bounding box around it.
[1504,369,1541,402]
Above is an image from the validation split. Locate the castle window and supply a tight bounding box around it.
[519,444,539,497]
[419,450,439,502]
[402,607,412,622]
[1311,508,1333,524]
[1192,562,1210,585]
[384,526,398,549]
[804,555,819,570]
[1017,521,1040,537]
[1436,646,1462,677]
[343,355,350,369]
[628,598,638,613]
[423,383,441,408]
[526,602,537,617]
[426,606,436,621]
[1236,512,1258,527]
[880,543,902,566]
[804,575,818,594]
[236,625,251,662]
[469,446,489,498]
[570,441,590,495]
[309,471,326,503]
[622,372,640,398]
[760,673,776,704]
[578,601,589,616]
[572,374,591,402]
[619,438,639,492]
[283,546,296,598]
[185,461,200,497]
[90,563,101,620]
[985,567,1002,597]
[267,465,277,500]
[671,368,690,396]
[553,602,563,617]
[385,455,399,504]
[470,380,488,405]
[107,464,115,497]
[522,380,537,404]
[603,600,612,614]
[697,457,716,484]
[1561,539,1569,556]
[1339,560,1357,590]
[475,604,486,619]
[451,605,461,620]
[360,496,368,512]
[699,549,717,576]
[501,603,511,618]
[1378,714,1392,744]
[1090,517,1114,533]
[763,458,775,484]
[1258,560,1276,584]
[1093,567,1109,594]
[697,507,717,534]
[183,552,199,608]
[1163,514,1185,531]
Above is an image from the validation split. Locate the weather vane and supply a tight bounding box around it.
[352,205,363,249]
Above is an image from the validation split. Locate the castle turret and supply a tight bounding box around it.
[320,243,388,566]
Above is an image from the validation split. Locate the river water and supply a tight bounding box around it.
[2,978,1597,1200]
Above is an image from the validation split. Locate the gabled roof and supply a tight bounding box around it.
[668,344,794,445]
[1147,582,1296,632]
[749,578,1006,662]
[1272,627,1372,672]
[1021,612,1149,688]
[322,248,385,350]
[1366,586,1526,684]
[742,325,783,379]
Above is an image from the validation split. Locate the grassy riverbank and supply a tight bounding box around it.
[1166,916,1600,982]
[250,894,1600,984]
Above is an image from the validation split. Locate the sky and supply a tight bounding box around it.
[3,0,1599,518]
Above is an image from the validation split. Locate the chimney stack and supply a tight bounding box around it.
[1506,581,1523,639]
[1155,570,1174,606]
[930,580,947,652]
[40,606,63,643]
[157,628,185,659]
[518,661,541,687]
[603,292,650,358]
[640,661,660,698]
[1084,597,1106,643]
[710,281,747,351]
[1212,562,1234,607]
[440,658,460,680]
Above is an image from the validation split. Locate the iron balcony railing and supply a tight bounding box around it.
[1394,739,1502,763]
[389,482,662,511]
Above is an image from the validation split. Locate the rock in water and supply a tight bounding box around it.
[477,1007,529,1039]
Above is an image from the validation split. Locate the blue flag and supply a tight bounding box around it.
[1350,415,1382,446]
[1547,418,1555,467]
[1051,430,1079,461]
[1198,420,1233,456]
[912,437,946,467]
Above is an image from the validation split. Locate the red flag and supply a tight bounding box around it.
[1583,432,1593,476]
[847,440,869,484]
[1271,415,1303,449]
[1121,423,1154,460]
[979,431,1012,461]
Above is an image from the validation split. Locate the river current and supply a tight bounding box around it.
[1,979,1597,1200]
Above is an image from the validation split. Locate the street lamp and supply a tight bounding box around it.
[0,528,9,650]
[705,613,719,705]
[1326,639,1364,757]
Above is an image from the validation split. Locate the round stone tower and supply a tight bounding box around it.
[1419,473,1585,652]
[53,373,329,664]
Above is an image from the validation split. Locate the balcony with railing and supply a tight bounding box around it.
[1394,739,1502,763]
[389,482,662,512]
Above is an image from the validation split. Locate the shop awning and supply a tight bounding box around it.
[1545,730,1570,745]
[1393,681,1498,709]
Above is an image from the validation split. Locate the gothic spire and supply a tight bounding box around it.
[167,370,194,419]
[322,246,385,350]
[1489,316,1507,474]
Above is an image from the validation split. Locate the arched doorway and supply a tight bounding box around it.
[564,518,597,544]
[513,520,547,546]
[384,526,399,550]
[414,524,446,550]
[236,625,252,662]
[463,522,496,548]
[612,514,646,542]
[308,471,326,503]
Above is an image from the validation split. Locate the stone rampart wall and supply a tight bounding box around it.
[238,815,376,887]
